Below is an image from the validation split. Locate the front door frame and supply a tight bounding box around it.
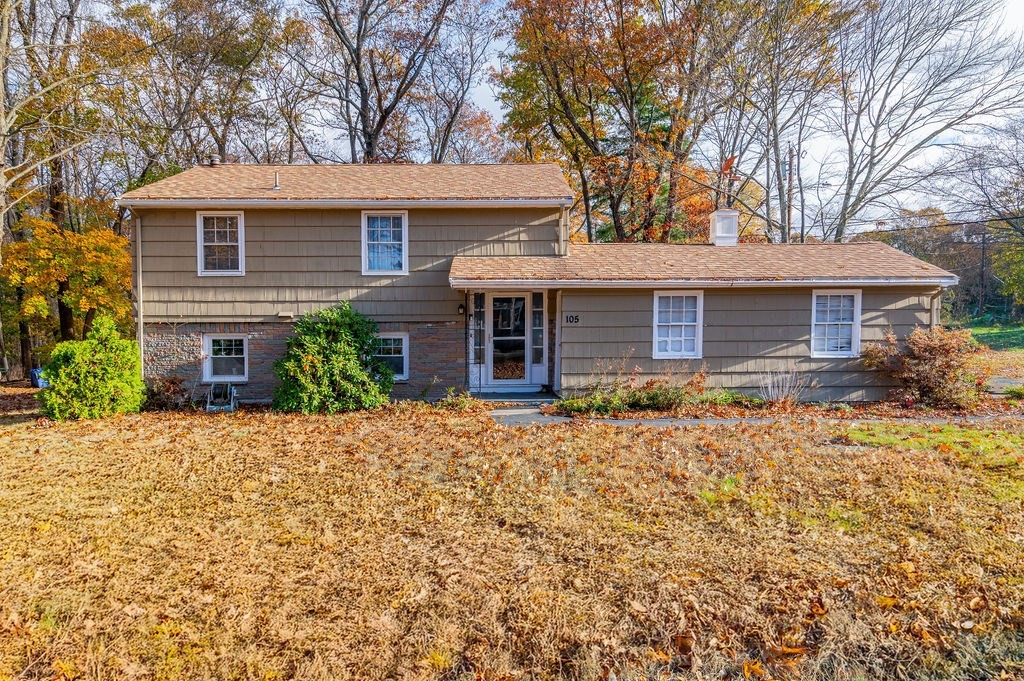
[468,289,547,392]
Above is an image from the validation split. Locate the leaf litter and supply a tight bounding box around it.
[0,401,1021,679]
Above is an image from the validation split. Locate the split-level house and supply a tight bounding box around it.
[118,161,959,402]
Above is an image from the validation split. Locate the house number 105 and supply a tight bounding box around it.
[564,314,581,324]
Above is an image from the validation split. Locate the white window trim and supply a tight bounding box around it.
[652,290,704,360]
[361,210,409,276]
[202,333,248,382]
[376,331,409,382]
[196,211,245,276]
[811,289,862,358]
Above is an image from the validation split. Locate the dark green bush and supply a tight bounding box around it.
[273,302,393,413]
[38,316,145,420]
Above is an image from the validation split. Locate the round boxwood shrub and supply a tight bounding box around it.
[273,302,394,413]
[38,316,146,420]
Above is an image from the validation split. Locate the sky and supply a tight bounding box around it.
[1007,0,1024,30]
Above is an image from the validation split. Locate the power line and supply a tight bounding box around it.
[849,214,1024,234]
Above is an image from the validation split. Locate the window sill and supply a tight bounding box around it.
[810,353,860,360]
[362,270,409,277]
[653,354,703,361]
[202,377,248,383]
[198,271,245,277]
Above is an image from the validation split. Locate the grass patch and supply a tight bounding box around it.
[1006,385,1024,400]
[967,322,1024,351]
[1,408,1023,678]
[845,422,1024,503]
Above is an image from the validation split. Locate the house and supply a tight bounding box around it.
[118,161,959,403]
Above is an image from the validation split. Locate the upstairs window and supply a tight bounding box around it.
[203,334,247,382]
[374,332,409,381]
[362,211,408,275]
[197,212,244,275]
[811,290,862,358]
[653,291,703,359]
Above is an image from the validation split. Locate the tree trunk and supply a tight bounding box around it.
[16,287,31,375]
[0,315,9,380]
[57,280,75,341]
[83,307,96,337]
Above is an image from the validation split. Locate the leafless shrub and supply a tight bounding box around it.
[757,370,813,404]
[143,376,196,411]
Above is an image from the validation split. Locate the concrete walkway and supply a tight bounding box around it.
[490,406,779,428]
[489,406,1023,428]
[988,377,1024,394]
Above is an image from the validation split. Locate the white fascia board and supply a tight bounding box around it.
[116,198,573,210]
[449,276,959,290]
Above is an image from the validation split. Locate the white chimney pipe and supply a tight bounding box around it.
[710,209,740,246]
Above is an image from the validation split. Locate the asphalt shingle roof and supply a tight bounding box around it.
[118,163,573,202]
[449,242,957,284]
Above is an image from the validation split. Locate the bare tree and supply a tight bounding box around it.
[410,0,496,163]
[819,0,1024,241]
[304,0,457,162]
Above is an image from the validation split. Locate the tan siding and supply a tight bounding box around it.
[137,206,563,322]
[559,287,936,401]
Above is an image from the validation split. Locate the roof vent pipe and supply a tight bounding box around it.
[273,171,280,190]
[710,208,739,246]
[207,154,221,167]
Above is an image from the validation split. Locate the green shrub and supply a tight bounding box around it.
[273,301,393,413]
[434,388,485,412]
[861,326,982,409]
[1005,385,1024,400]
[38,317,145,420]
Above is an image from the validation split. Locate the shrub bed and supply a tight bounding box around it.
[556,376,761,416]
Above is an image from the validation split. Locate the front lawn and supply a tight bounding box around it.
[968,322,1024,351]
[1,400,1022,679]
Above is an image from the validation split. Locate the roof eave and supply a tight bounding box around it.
[116,197,574,209]
[449,276,960,290]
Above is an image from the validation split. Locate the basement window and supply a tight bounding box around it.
[374,332,409,381]
[811,290,862,358]
[203,334,248,382]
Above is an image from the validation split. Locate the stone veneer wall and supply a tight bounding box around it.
[143,319,466,403]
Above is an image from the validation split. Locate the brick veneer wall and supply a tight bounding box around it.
[143,319,466,403]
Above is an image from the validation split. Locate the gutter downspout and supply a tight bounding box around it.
[928,288,944,328]
[135,215,144,375]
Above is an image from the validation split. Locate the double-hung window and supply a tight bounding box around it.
[197,212,244,275]
[653,291,703,359]
[374,332,409,381]
[362,211,408,275]
[203,334,248,382]
[811,290,861,358]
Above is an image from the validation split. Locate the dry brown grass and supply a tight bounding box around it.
[1,401,1022,680]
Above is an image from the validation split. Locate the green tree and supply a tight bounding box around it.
[38,316,145,420]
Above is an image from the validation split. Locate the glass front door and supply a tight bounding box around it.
[490,296,527,382]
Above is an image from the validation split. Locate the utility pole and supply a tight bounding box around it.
[786,143,795,243]
[978,227,987,317]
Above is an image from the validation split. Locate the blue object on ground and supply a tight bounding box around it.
[29,368,49,388]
